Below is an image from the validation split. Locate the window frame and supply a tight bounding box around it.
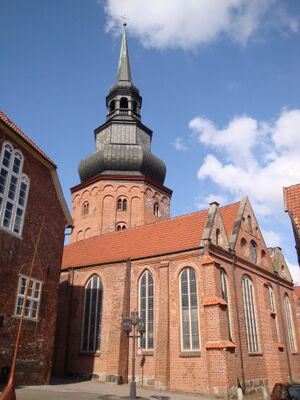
[220,269,233,341]
[0,141,29,237]
[15,274,42,321]
[179,267,201,351]
[241,275,260,353]
[138,270,154,351]
[81,274,103,353]
[284,294,297,353]
[268,284,280,342]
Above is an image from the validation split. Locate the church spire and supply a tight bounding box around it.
[117,23,132,83]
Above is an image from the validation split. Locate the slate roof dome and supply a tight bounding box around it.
[78,24,167,185]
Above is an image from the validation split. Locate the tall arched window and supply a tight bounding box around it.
[0,142,29,235]
[268,285,280,342]
[240,238,247,256]
[139,270,154,350]
[109,100,115,112]
[242,276,260,353]
[179,268,200,350]
[250,240,257,264]
[284,294,297,353]
[220,269,232,341]
[81,275,103,352]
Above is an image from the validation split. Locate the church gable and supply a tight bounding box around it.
[231,198,275,273]
[201,201,230,249]
[269,247,293,283]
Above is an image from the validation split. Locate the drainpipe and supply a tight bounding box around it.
[230,249,246,391]
[64,267,75,376]
[275,272,292,383]
[124,259,132,384]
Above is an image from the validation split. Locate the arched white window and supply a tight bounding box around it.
[268,285,280,342]
[220,269,232,341]
[0,142,29,235]
[117,197,127,212]
[81,275,103,352]
[179,267,200,350]
[82,201,89,215]
[284,294,297,353]
[139,270,154,350]
[242,276,260,353]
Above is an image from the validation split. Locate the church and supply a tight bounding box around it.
[53,26,300,397]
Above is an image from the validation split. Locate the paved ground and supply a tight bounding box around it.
[0,378,265,400]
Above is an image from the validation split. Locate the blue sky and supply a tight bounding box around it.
[1,0,300,280]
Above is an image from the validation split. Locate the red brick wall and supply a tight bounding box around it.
[70,179,171,243]
[0,127,66,385]
[55,215,300,396]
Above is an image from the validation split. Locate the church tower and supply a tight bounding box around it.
[70,25,172,242]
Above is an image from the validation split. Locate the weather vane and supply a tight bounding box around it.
[121,14,128,27]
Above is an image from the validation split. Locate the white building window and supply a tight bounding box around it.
[139,270,154,350]
[15,275,42,320]
[0,142,29,235]
[268,285,280,342]
[180,267,200,351]
[242,276,260,353]
[284,294,297,353]
[81,275,103,352]
[220,269,233,341]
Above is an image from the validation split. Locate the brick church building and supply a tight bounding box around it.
[53,27,300,397]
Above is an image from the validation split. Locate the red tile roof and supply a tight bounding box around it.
[220,201,240,237]
[0,111,56,167]
[284,184,300,231]
[62,202,240,270]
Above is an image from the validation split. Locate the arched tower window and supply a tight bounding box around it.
[241,276,260,353]
[120,97,128,109]
[109,100,115,112]
[179,267,200,350]
[284,294,297,353]
[153,202,159,217]
[82,201,89,215]
[0,142,29,235]
[117,197,127,212]
[132,100,137,114]
[220,269,232,341]
[250,240,257,264]
[139,270,154,350]
[81,275,103,352]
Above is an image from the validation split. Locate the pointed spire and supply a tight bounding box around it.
[117,23,133,83]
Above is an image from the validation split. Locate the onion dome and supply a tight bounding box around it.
[78,24,167,185]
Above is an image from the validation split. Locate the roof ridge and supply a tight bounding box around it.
[0,111,56,167]
[65,200,241,249]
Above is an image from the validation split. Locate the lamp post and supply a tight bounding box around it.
[122,310,145,399]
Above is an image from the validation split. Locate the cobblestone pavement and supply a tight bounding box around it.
[0,379,266,400]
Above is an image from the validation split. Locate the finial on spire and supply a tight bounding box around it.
[117,16,132,83]
[121,14,127,27]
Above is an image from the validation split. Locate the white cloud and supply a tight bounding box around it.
[287,261,300,286]
[189,109,300,217]
[261,229,282,248]
[104,0,298,50]
[196,193,229,210]
[173,137,188,152]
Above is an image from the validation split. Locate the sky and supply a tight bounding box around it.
[1,0,300,281]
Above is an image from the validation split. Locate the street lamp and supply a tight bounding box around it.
[122,310,145,399]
